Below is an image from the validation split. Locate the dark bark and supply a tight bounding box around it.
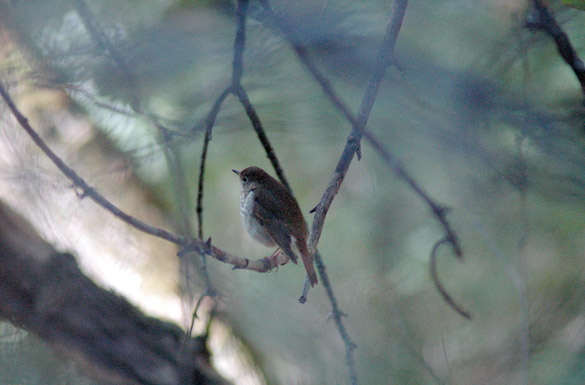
[0,200,230,385]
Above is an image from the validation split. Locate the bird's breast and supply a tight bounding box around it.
[240,190,276,247]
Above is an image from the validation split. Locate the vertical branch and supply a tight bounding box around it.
[196,87,232,240]
[314,250,358,383]
[231,0,292,192]
[196,0,291,243]
[194,0,292,312]
[232,0,248,86]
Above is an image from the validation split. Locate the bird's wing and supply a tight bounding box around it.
[252,188,298,263]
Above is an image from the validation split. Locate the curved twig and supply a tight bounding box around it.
[430,238,472,320]
[364,131,462,258]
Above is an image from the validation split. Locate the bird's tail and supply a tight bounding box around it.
[300,245,318,287]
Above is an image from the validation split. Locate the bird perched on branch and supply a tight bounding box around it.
[233,166,318,287]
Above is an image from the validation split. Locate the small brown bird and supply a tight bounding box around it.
[233,166,318,287]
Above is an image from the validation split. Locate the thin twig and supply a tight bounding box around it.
[279,0,466,316]
[197,0,292,242]
[187,289,212,338]
[261,0,410,251]
[526,0,585,97]
[307,0,409,251]
[314,250,358,382]
[232,0,248,86]
[364,131,462,258]
[191,0,250,300]
[195,0,291,280]
[266,1,465,264]
[196,87,232,240]
[232,85,292,193]
[232,0,293,192]
[430,238,472,320]
[259,2,410,384]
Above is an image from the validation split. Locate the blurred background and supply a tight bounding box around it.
[1,0,585,384]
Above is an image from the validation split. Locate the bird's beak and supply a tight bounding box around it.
[232,169,240,176]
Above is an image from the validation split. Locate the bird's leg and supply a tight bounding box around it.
[270,248,289,268]
[261,248,290,272]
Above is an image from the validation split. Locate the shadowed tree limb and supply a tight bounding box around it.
[0,200,231,385]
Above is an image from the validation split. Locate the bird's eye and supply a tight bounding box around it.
[242,176,249,183]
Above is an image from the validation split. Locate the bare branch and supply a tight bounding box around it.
[257,2,410,384]
[232,85,293,193]
[232,0,248,86]
[262,0,410,252]
[264,0,467,317]
[364,131,462,258]
[309,0,409,250]
[289,0,466,317]
[197,0,293,243]
[0,81,291,275]
[314,250,358,381]
[194,0,292,304]
[197,87,233,240]
[430,238,472,320]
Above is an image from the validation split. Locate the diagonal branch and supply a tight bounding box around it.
[259,2,411,384]
[526,0,585,97]
[260,0,410,251]
[265,0,468,319]
[73,0,214,295]
[0,201,230,385]
[309,0,408,251]
[0,81,292,275]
